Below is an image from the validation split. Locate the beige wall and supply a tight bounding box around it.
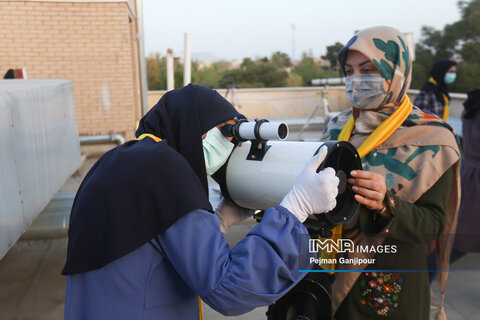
[148,87,466,120]
[0,0,140,140]
[148,87,353,120]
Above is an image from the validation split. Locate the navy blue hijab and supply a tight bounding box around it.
[421,59,457,104]
[63,84,244,275]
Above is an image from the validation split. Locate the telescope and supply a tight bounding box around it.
[215,119,362,238]
[307,77,346,86]
[213,118,363,320]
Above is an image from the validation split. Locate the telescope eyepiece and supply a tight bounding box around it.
[220,123,234,138]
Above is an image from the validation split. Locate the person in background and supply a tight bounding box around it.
[3,69,14,79]
[452,89,480,260]
[414,60,457,121]
[320,26,461,319]
[62,84,339,320]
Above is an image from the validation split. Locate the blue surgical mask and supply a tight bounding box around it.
[444,72,456,84]
[345,74,387,109]
[202,127,234,175]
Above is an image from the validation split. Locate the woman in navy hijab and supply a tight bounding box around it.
[414,59,457,120]
[63,84,339,319]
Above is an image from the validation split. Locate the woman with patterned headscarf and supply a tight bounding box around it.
[414,60,457,121]
[319,26,461,319]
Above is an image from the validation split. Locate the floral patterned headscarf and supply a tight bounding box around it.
[338,26,411,107]
[323,26,461,318]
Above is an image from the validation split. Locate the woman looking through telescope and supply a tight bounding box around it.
[320,26,461,319]
[62,84,339,319]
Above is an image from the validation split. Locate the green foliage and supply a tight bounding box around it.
[417,26,456,60]
[412,0,480,92]
[193,61,231,89]
[410,46,435,89]
[145,49,340,90]
[286,73,303,87]
[145,54,183,90]
[292,52,339,85]
[459,41,480,62]
[450,62,480,93]
[146,54,163,90]
[322,42,344,71]
[455,0,480,42]
[173,65,184,89]
[220,57,288,88]
[270,51,292,68]
[292,54,320,85]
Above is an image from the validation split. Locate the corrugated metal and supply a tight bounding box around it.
[0,79,81,259]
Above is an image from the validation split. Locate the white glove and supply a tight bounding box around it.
[280,146,339,222]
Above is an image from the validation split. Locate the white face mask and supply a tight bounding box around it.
[345,74,387,109]
[202,127,234,175]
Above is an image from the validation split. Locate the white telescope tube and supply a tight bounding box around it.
[237,122,288,141]
[226,140,323,209]
[309,77,346,86]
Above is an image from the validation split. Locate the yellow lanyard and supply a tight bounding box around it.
[199,297,204,320]
[136,133,162,142]
[428,77,449,121]
[320,96,413,270]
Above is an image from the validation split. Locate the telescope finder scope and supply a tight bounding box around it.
[221,119,288,142]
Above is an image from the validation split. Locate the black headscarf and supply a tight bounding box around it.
[3,69,14,79]
[420,59,457,104]
[63,84,244,275]
[463,89,480,120]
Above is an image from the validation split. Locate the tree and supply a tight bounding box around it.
[410,44,436,90]
[192,60,230,89]
[270,51,291,68]
[146,54,163,90]
[412,0,480,92]
[145,54,183,90]
[286,73,303,87]
[221,57,288,88]
[322,42,344,73]
[292,51,338,85]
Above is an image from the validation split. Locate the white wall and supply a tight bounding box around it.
[0,80,82,259]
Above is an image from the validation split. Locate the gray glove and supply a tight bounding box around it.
[280,146,339,222]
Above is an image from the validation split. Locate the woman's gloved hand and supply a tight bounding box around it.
[280,146,339,222]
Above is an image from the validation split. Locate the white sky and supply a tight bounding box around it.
[142,0,461,61]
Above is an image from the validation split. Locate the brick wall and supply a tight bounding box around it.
[0,1,140,140]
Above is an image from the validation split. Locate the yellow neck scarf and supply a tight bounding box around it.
[428,77,449,121]
[339,95,414,157]
[320,96,413,270]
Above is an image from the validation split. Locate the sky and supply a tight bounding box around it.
[142,0,462,62]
